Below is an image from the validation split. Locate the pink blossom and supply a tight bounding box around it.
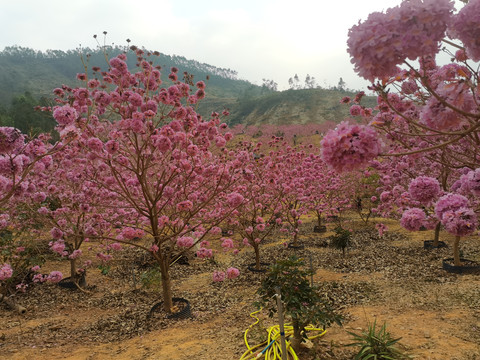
[243,238,251,246]
[0,127,25,154]
[96,252,113,262]
[349,105,362,116]
[227,192,244,208]
[460,168,480,196]
[105,140,119,154]
[87,137,104,152]
[121,227,144,240]
[50,227,63,240]
[0,263,13,280]
[221,238,234,249]
[320,121,382,172]
[212,271,225,282]
[435,193,469,220]
[196,247,213,259]
[154,135,172,153]
[46,271,63,283]
[408,176,441,205]
[109,243,122,251]
[150,244,159,253]
[255,223,266,232]
[376,223,387,237]
[177,236,194,247]
[49,240,66,256]
[68,249,82,259]
[442,207,478,237]
[176,200,193,211]
[347,0,454,81]
[448,0,480,61]
[33,274,47,283]
[37,207,49,218]
[31,265,41,272]
[215,136,226,148]
[53,106,77,126]
[400,208,426,231]
[226,267,240,279]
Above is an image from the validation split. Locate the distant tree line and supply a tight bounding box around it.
[0,91,56,136]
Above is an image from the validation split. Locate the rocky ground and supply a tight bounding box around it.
[1,216,480,359]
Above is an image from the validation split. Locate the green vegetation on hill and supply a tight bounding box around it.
[0,45,375,134]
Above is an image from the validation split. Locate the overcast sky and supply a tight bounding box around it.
[0,0,465,91]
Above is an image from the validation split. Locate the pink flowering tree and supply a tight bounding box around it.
[300,153,351,230]
[0,128,71,306]
[435,193,478,266]
[327,0,480,264]
[225,141,285,270]
[49,47,242,312]
[274,145,311,247]
[323,0,480,172]
[17,140,129,287]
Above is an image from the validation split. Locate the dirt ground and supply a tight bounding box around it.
[1,216,480,360]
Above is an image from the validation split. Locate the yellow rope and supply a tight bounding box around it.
[240,310,327,360]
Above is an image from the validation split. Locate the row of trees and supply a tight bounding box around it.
[0,48,363,315]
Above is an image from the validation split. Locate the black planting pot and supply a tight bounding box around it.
[287,243,305,250]
[442,258,480,274]
[313,225,327,233]
[423,240,447,250]
[247,262,270,273]
[148,297,191,320]
[58,276,86,290]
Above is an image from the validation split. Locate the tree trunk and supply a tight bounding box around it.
[70,257,77,280]
[433,222,441,247]
[292,226,299,246]
[254,244,261,270]
[290,319,302,353]
[453,236,461,266]
[159,257,173,313]
[316,213,322,227]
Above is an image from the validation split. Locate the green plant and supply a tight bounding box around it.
[330,225,352,256]
[346,319,409,360]
[97,264,110,275]
[256,256,341,351]
[140,266,162,289]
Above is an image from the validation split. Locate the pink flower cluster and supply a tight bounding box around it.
[0,127,25,154]
[408,176,441,205]
[442,207,478,236]
[176,236,195,248]
[53,105,78,126]
[226,267,240,279]
[212,270,225,282]
[460,168,480,196]
[46,271,63,283]
[0,263,13,280]
[434,193,469,220]
[448,0,480,61]
[347,0,454,81]
[434,193,477,237]
[226,192,244,208]
[400,208,426,231]
[121,227,144,240]
[320,121,382,172]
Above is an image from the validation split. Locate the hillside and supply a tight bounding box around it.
[228,88,376,126]
[0,45,374,132]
